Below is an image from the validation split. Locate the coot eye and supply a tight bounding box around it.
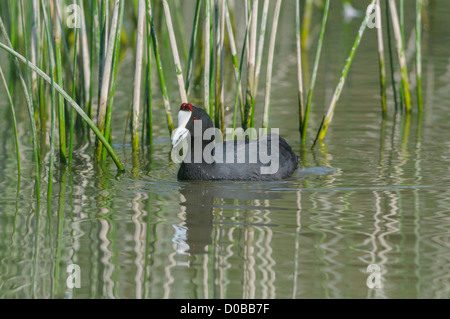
[193,117,198,121]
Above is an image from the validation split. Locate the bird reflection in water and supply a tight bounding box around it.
[172,182,215,259]
[172,181,284,260]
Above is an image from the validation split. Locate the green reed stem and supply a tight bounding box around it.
[214,0,225,131]
[302,0,330,142]
[41,0,57,201]
[132,0,145,151]
[375,0,387,115]
[98,0,108,97]
[145,4,153,147]
[69,1,80,165]
[262,0,282,129]
[416,0,423,112]
[400,0,405,45]
[6,0,17,96]
[213,0,219,126]
[220,0,226,131]
[208,0,215,118]
[0,66,20,176]
[87,0,98,122]
[38,39,48,136]
[388,0,411,112]
[96,0,121,161]
[301,0,313,51]
[248,0,270,129]
[1,8,41,198]
[79,0,91,119]
[232,40,248,134]
[219,0,226,132]
[385,0,399,111]
[254,0,269,90]
[53,0,67,164]
[162,0,187,103]
[31,0,40,106]
[313,0,376,147]
[243,0,258,129]
[102,0,125,163]
[31,0,45,134]
[399,0,405,112]
[225,0,245,126]
[204,0,212,116]
[19,0,33,111]
[147,0,174,134]
[185,0,202,97]
[0,42,125,171]
[244,0,250,64]
[296,0,305,136]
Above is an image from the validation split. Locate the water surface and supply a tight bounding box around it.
[0,1,450,299]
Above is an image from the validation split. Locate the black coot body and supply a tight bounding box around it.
[172,104,298,181]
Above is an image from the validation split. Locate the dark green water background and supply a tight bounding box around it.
[0,1,449,298]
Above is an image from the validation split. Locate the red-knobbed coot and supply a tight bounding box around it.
[171,103,298,181]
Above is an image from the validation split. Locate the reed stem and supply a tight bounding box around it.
[185,0,202,97]
[375,0,387,115]
[147,0,174,134]
[0,42,125,171]
[132,0,145,151]
[214,0,220,128]
[87,0,98,122]
[217,0,225,132]
[243,0,258,129]
[262,0,282,129]
[53,0,67,164]
[162,0,187,103]
[102,0,125,163]
[0,66,21,175]
[313,0,376,147]
[231,9,252,133]
[78,0,91,116]
[41,0,57,201]
[301,0,314,51]
[1,5,41,197]
[248,0,270,129]
[204,0,212,115]
[385,0,399,111]
[145,3,153,147]
[96,0,121,160]
[302,0,330,142]
[296,0,305,136]
[31,0,40,105]
[98,0,108,97]
[69,0,80,165]
[225,0,244,125]
[416,0,423,112]
[388,0,412,112]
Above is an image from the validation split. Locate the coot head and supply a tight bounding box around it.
[172,103,213,148]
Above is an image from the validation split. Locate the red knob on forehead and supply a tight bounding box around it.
[180,103,193,112]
